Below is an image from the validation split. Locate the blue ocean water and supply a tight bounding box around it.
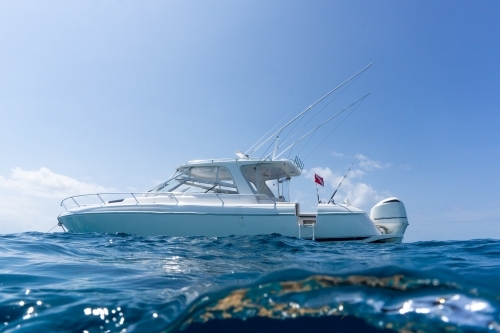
[0,232,499,333]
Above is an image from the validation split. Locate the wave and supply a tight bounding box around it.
[169,269,500,333]
[0,233,499,332]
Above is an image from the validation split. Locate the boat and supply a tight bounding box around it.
[57,65,409,243]
[57,157,408,243]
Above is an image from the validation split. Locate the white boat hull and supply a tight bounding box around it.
[59,211,300,237]
[58,195,404,243]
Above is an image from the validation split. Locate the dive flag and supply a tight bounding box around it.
[314,173,324,187]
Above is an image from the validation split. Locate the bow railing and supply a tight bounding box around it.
[60,192,282,211]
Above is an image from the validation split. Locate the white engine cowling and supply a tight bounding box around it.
[370,198,409,236]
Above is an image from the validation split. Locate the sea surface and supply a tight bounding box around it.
[0,232,499,333]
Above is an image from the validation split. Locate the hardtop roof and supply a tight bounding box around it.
[177,158,302,177]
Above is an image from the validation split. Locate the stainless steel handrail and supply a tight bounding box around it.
[60,192,281,210]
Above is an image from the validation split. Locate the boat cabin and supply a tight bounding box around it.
[149,158,302,202]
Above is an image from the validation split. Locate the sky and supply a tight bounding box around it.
[0,1,499,242]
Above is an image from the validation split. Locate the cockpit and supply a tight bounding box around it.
[240,164,291,201]
[151,166,239,194]
[148,161,295,202]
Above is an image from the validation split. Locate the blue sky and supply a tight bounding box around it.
[1,1,499,242]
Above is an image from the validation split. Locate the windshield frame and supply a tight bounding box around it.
[149,166,238,195]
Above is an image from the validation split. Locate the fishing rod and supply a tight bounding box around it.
[328,154,359,204]
[300,97,366,162]
[243,109,295,158]
[244,63,373,157]
[273,94,370,159]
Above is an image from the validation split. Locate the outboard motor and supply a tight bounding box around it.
[370,198,409,235]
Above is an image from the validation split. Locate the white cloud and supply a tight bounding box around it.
[0,193,57,233]
[0,167,113,233]
[0,167,111,198]
[357,154,391,171]
[302,154,392,210]
[330,151,345,158]
[328,153,391,171]
[291,190,310,207]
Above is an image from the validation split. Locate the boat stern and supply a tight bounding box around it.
[313,203,381,242]
[370,198,409,237]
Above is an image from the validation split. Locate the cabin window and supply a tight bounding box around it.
[152,166,238,194]
[190,166,218,181]
[240,164,291,201]
[218,167,235,184]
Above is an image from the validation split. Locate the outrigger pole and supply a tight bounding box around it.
[328,154,360,204]
[273,94,370,159]
[245,63,373,157]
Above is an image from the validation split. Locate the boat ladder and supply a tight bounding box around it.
[298,218,316,241]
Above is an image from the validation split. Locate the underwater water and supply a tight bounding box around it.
[0,232,499,333]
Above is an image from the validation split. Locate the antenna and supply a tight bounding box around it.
[328,154,359,204]
[245,63,373,157]
[273,94,370,159]
[235,150,248,159]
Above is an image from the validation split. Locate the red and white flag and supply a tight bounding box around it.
[314,173,324,187]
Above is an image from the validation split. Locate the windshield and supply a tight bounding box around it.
[149,166,238,194]
[240,164,291,201]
